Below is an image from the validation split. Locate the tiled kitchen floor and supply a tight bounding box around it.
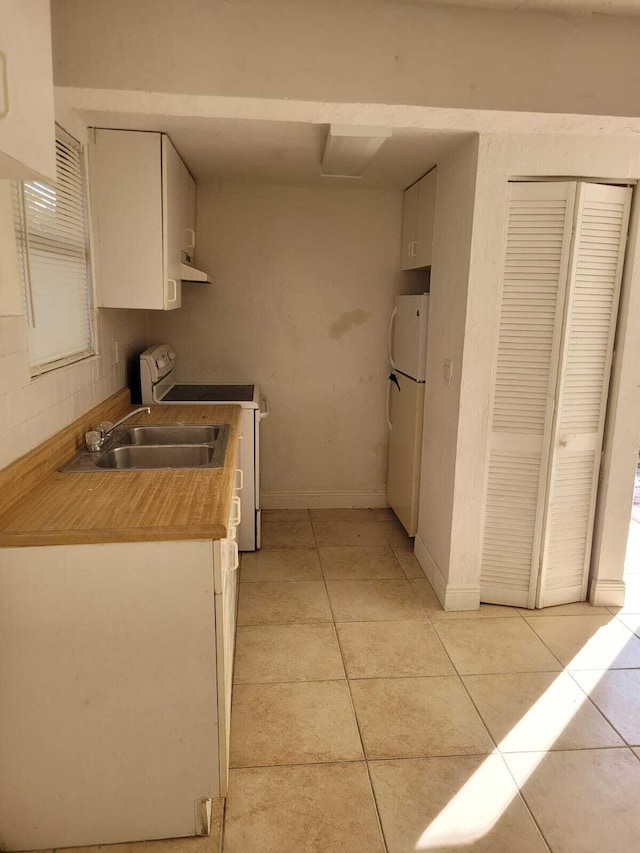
[223,508,640,853]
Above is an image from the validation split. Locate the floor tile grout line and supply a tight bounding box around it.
[362,758,391,853]
[319,522,392,853]
[508,613,567,670]
[499,755,555,853]
[433,624,503,755]
[470,608,639,851]
[229,748,531,771]
[426,603,556,851]
[229,741,640,774]
[562,666,640,748]
[518,610,640,703]
[454,670,555,852]
[233,667,635,687]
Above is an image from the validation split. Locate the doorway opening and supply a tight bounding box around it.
[632,455,640,525]
[622,454,640,614]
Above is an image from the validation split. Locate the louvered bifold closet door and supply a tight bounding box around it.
[480,182,576,607]
[536,183,632,607]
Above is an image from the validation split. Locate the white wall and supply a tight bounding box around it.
[51,0,640,118]
[421,133,640,608]
[415,137,480,605]
[0,308,149,469]
[149,182,411,506]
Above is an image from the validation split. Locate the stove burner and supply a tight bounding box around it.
[163,384,255,403]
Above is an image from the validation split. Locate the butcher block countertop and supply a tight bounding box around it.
[0,401,242,548]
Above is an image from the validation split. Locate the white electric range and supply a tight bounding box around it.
[140,344,266,550]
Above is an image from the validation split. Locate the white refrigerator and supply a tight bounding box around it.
[386,294,429,535]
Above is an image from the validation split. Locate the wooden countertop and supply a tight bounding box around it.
[0,404,242,548]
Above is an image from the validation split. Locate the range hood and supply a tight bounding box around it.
[180,263,211,284]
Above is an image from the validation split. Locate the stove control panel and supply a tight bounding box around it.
[140,344,177,402]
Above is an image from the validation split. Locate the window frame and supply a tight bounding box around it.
[13,123,96,378]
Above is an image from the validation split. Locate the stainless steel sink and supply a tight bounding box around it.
[60,422,229,472]
[96,444,216,470]
[116,424,222,446]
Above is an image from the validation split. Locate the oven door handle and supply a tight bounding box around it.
[259,396,269,420]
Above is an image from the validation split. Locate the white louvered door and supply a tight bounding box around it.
[536,183,632,607]
[480,180,631,608]
[480,182,576,607]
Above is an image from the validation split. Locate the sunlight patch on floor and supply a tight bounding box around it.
[414,616,632,850]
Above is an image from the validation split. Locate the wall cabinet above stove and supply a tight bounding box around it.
[90,129,209,311]
[401,168,436,270]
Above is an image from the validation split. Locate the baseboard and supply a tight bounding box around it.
[414,535,481,611]
[261,491,388,510]
[444,583,482,611]
[414,536,447,604]
[589,577,626,608]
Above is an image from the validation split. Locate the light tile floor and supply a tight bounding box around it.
[223,508,640,853]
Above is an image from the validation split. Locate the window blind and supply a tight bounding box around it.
[13,126,94,373]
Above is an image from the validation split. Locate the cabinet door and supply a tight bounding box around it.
[91,130,165,310]
[181,162,196,264]
[401,181,419,270]
[161,135,183,310]
[480,182,576,607]
[536,182,631,607]
[215,536,239,796]
[415,169,436,268]
[0,0,55,182]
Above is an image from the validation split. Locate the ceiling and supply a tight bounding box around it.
[423,0,640,14]
[79,111,466,190]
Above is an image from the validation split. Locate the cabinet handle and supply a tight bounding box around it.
[410,240,418,258]
[388,306,398,369]
[231,495,242,526]
[234,468,244,492]
[0,52,9,119]
[166,278,177,305]
[229,540,239,571]
[186,228,196,250]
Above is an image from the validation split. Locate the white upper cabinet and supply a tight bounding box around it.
[401,181,419,270]
[401,168,437,270]
[90,129,199,310]
[161,135,184,311]
[0,0,56,183]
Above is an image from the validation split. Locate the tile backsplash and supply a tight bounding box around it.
[0,309,150,469]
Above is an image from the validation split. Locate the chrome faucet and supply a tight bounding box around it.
[85,407,151,451]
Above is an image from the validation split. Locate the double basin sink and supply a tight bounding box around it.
[62,424,230,472]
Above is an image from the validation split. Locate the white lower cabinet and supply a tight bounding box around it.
[0,533,240,851]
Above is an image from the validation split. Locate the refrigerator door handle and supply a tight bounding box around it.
[388,306,398,369]
[386,375,393,430]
